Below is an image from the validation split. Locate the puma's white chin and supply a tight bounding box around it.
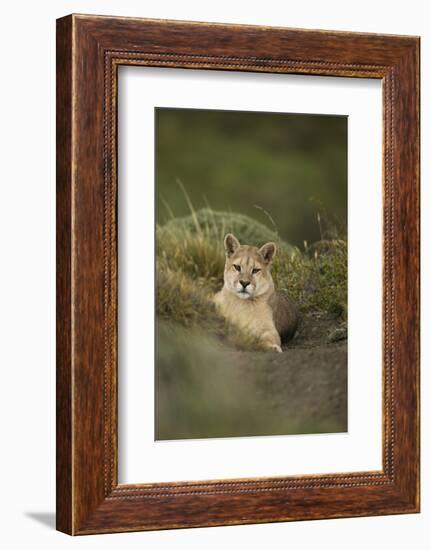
[236,291,252,300]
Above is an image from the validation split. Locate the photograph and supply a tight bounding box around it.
[155,107,348,440]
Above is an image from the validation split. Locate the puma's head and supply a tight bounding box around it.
[222,233,276,300]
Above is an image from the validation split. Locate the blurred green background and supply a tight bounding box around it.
[155,107,347,247]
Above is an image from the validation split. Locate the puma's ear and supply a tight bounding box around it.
[224,233,240,257]
[258,242,277,264]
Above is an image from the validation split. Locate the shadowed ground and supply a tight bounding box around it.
[155,315,347,440]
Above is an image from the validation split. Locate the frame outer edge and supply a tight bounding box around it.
[56,14,74,535]
[392,38,420,510]
[57,14,421,535]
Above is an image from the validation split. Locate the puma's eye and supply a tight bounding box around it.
[252,268,261,275]
[233,264,241,272]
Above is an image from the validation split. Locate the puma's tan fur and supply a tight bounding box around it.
[213,233,298,352]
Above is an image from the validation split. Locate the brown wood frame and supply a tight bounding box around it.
[56,14,420,535]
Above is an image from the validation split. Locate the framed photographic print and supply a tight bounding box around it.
[56,14,420,535]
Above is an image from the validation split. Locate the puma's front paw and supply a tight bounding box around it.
[269,344,283,353]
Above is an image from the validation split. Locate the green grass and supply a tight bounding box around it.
[156,260,217,326]
[272,239,347,320]
[163,208,294,252]
[156,207,347,330]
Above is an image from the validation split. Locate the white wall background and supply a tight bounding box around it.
[0,1,427,548]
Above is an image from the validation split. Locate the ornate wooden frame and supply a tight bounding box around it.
[56,14,420,535]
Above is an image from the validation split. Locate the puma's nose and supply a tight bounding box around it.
[239,280,250,289]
